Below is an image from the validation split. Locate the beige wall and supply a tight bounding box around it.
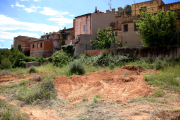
[121,22,141,48]
[132,0,164,16]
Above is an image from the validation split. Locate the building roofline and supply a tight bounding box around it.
[75,13,92,18]
[161,1,180,6]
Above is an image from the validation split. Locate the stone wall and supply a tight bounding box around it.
[85,49,111,56]
[85,46,180,58]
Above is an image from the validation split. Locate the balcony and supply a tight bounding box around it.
[122,16,138,24]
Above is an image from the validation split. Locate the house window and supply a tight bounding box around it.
[134,23,138,31]
[47,36,50,39]
[32,44,34,48]
[40,43,42,48]
[124,24,128,32]
[115,31,118,36]
[37,43,39,48]
[84,25,86,31]
[116,21,118,26]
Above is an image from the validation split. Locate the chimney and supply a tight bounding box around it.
[112,8,115,13]
[106,10,110,13]
[95,7,97,13]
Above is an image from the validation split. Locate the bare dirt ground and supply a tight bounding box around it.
[0,65,180,120]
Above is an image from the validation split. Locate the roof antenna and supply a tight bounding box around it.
[108,0,112,11]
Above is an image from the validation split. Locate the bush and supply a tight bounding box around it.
[19,61,26,68]
[0,58,12,69]
[16,76,56,104]
[63,45,75,56]
[13,53,25,68]
[29,66,37,73]
[36,57,45,65]
[109,63,115,70]
[51,51,72,67]
[69,60,85,75]
[153,58,167,70]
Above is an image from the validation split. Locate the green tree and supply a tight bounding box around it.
[91,27,118,49]
[134,9,178,47]
[18,45,22,51]
[124,5,132,15]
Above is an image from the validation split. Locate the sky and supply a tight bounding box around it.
[0,0,179,49]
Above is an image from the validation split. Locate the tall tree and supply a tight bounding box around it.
[134,9,178,47]
[91,27,118,49]
[124,5,132,15]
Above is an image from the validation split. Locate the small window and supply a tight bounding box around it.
[32,44,34,48]
[115,31,118,36]
[134,23,138,31]
[40,43,42,48]
[37,43,39,48]
[47,36,50,39]
[124,25,128,32]
[84,25,86,31]
[164,5,170,11]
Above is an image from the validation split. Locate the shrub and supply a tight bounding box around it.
[19,61,26,68]
[153,58,167,70]
[0,99,27,120]
[16,76,56,104]
[13,53,25,68]
[51,51,71,67]
[29,66,37,74]
[36,57,45,65]
[63,45,75,56]
[0,58,12,69]
[109,63,115,70]
[69,60,85,75]
[94,52,111,66]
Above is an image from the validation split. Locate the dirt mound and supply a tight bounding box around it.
[53,65,152,104]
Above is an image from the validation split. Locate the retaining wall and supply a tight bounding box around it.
[85,46,180,58]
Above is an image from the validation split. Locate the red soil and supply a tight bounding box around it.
[53,65,153,104]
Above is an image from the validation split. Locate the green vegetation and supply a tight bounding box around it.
[69,60,85,75]
[145,66,180,93]
[0,99,28,120]
[0,48,45,70]
[28,66,38,73]
[124,4,132,15]
[0,58,12,69]
[0,75,56,105]
[134,9,178,47]
[90,27,120,49]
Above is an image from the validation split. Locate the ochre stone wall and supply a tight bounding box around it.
[85,49,111,56]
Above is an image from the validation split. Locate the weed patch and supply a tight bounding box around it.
[0,99,28,120]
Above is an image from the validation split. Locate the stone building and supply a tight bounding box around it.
[13,36,37,52]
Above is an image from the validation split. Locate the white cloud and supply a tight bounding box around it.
[11,5,14,8]
[10,41,13,43]
[14,3,41,13]
[34,0,41,1]
[0,40,5,42]
[48,17,73,26]
[39,7,69,17]
[39,7,60,16]
[24,8,36,13]
[20,0,29,1]
[0,32,40,40]
[0,15,59,34]
[70,14,75,17]
[15,2,25,8]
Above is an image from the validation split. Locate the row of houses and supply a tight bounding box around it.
[13,0,180,58]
